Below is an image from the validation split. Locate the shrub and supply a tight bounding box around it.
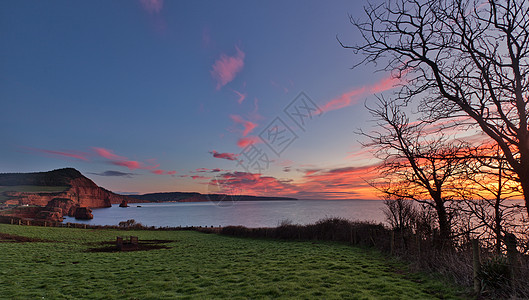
[118,219,143,229]
[478,256,511,292]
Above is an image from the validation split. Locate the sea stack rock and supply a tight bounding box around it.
[45,198,78,217]
[119,199,129,207]
[74,207,93,220]
[36,210,63,222]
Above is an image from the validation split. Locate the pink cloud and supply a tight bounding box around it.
[93,147,161,171]
[304,169,321,176]
[191,175,208,180]
[212,172,297,197]
[211,46,245,90]
[150,169,176,175]
[208,164,382,200]
[319,87,367,113]
[232,89,247,104]
[25,147,89,161]
[140,0,163,13]
[249,98,265,121]
[319,72,405,113]
[230,115,257,136]
[112,160,142,170]
[209,150,238,161]
[92,147,126,160]
[237,136,261,148]
[369,75,402,94]
[296,164,382,199]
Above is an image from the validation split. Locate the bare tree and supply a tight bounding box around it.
[362,97,469,247]
[383,196,416,232]
[457,144,523,254]
[347,0,529,217]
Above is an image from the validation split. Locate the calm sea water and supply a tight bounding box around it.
[66,200,386,228]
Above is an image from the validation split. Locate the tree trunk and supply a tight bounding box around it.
[434,199,451,249]
[494,198,502,255]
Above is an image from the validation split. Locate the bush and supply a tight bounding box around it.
[478,256,511,292]
[118,219,143,229]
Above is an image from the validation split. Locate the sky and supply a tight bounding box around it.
[0,0,404,199]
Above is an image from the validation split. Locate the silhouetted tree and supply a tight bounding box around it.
[457,144,523,254]
[347,0,529,217]
[361,97,469,247]
[383,196,416,233]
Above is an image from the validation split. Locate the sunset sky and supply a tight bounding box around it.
[1,0,410,199]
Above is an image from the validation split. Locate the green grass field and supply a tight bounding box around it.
[0,224,467,299]
[0,185,68,202]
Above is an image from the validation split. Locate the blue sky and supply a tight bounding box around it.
[1,0,397,199]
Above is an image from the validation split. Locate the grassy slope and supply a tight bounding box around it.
[0,185,69,202]
[0,225,467,299]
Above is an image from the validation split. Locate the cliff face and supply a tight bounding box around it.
[1,168,130,208]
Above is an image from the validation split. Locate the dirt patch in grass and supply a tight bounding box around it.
[0,232,52,243]
[86,239,176,252]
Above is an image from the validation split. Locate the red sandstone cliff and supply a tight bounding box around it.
[1,168,131,208]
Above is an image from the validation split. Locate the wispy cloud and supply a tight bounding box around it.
[270,79,294,94]
[232,89,247,104]
[23,147,89,161]
[195,168,222,173]
[319,87,367,113]
[92,147,126,161]
[209,150,238,161]
[319,72,404,113]
[139,0,163,14]
[89,170,136,177]
[211,46,245,90]
[369,73,403,93]
[151,169,177,175]
[139,0,166,34]
[250,98,264,121]
[230,115,257,136]
[93,147,162,172]
[111,160,142,170]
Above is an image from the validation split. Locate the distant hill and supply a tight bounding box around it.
[130,192,297,202]
[0,168,85,186]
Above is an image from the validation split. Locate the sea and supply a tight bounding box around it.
[65,200,387,228]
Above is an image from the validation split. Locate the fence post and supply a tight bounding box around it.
[505,233,517,288]
[472,239,481,294]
